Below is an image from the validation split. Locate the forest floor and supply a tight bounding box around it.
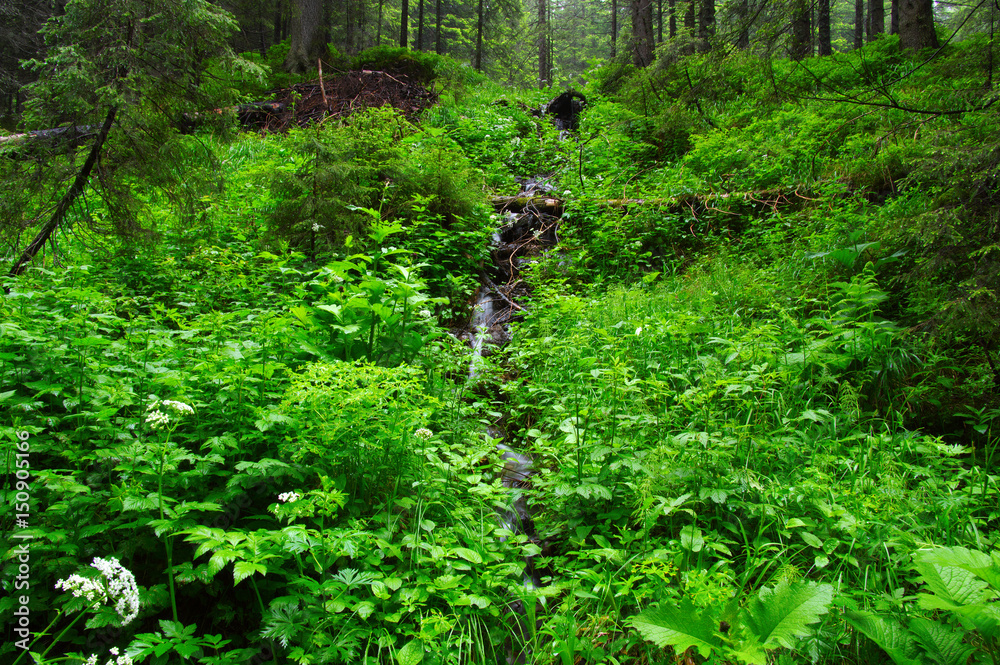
[241,69,438,131]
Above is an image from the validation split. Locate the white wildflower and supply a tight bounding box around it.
[160,400,193,415]
[84,647,134,665]
[414,427,433,441]
[56,557,140,626]
[145,410,169,430]
[145,400,192,430]
[55,573,107,604]
[311,222,322,232]
[278,491,301,503]
[635,327,642,336]
[418,309,432,318]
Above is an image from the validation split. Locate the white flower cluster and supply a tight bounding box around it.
[55,557,140,626]
[145,400,193,430]
[311,223,323,232]
[278,491,301,503]
[418,309,432,318]
[414,427,433,441]
[84,647,133,665]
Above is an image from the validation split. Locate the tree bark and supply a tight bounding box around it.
[611,0,618,57]
[9,107,117,278]
[632,0,656,65]
[899,0,938,50]
[417,0,424,50]
[284,0,327,72]
[867,0,885,40]
[855,0,864,48]
[400,0,409,47]
[657,0,663,42]
[791,0,811,59]
[435,0,442,53]
[736,0,749,48]
[698,0,715,52]
[475,0,484,69]
[683,0,695,53]
[669,0,677,38]
[818,0,831,55]
[539,0,548,86]
[890,0,899,34]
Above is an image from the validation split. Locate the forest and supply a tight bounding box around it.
[2,0,1000,663]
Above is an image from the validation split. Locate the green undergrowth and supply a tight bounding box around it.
[2,34,1000,665]
[499,254,999,663]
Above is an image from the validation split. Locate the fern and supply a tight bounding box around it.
[628,580,834,665]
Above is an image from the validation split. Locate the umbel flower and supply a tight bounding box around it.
[145,399,193,431]
[278,491,301,503]
[414,427,433,441]
[84,646,133,665]
[55,556,140,626]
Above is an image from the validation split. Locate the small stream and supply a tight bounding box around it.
[457,175,566,601]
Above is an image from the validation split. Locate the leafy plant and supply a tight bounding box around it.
[629,578,835,664]
[846,546,1000,665]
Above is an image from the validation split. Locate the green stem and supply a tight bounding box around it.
[158,433,179,624]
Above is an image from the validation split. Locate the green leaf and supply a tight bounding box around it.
[628,598,720,658]
[740,580,833,650]
[908,617,975,665]
[233,561,267,585]
[800,531,823,548]
[451,547,483,564]
[680,525,704,552]
[844,610,921,665]
[396,639,424,665]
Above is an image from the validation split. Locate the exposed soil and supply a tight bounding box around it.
[238,70,438,132]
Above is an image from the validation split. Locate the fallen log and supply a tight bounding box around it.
[0,124,99,147]
[490,189,811,213]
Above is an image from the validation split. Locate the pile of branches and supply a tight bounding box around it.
[241,70,437,132]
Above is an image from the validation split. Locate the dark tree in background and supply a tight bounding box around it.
[790,0,811,59]
[867,0,885,41]
[284,0,328,72]
[899,0,938,49]
[855,0,864,47]
[698,0,715,51]
[818,0,832,55]
[632,0,656,65]
[0,0,51,121]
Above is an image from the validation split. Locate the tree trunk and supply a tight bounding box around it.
[890,0,899,33]
[417,0,424,50]
[736,0,749,48]
[818,0,831,54]
[683,0,695,53]
[9,107,117,278]
[435,0,442,53]
[669,0,677,38]
[867,0,885,40]
[790,0,811,59]
[611,0,618,57]
[539,0,548,86]
[657,0,663,42]
[632,0,655,65]
[284,0,327,72]
[855,0,864,48]
[400,0,409,47]
[899,0,938,49]
[475,0,483,69]
[698,0,714,52]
